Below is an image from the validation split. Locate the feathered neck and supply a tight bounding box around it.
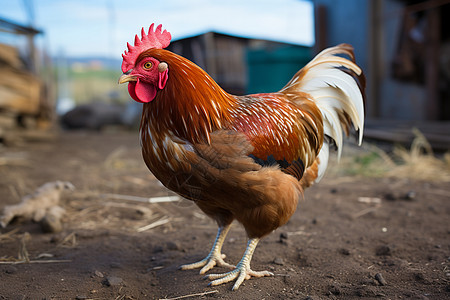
[139,49,237,144]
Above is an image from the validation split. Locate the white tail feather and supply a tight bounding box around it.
[281,44,365,182]
[316,140,329,182]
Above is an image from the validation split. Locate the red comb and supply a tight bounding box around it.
[121,23,171,73]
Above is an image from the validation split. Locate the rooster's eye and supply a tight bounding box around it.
[143,62,153,70]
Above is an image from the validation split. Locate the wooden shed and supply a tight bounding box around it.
[312,0,450,150]
[0,17,52,133]
[313,0,450,121]
[167,31,312,95]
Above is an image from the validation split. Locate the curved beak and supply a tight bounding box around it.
[118,73,137,84]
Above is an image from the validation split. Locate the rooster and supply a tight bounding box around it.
[119,24,365,290]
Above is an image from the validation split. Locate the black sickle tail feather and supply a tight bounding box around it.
[281,159,305,181]
[249,154,305,181]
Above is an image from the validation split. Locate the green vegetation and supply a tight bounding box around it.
[348,150,389,177]
[57,67,129,104]
[328,130,450,182]
[328,146,392,178]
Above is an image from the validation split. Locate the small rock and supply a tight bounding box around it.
[94,270,104,278]
[384,193,396,201]
[312,218,318,225]
[273,257,284,265]
[279,232,289,245]
[328,284,341,295]
[110,262,122,269]
[166,241,180,251]
[414,272,426,282]
[279,240,289,246]
[404,190,416,200]
[75,296,88,300]
[375,273,387,285]
[375,245,391,256]
[330,188,338,194]
[153,245,164,253]
[4,266,18,274]
[339,248,350,256]
[104,276,123,287]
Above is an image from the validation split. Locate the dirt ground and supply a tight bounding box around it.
[0,130,449,300]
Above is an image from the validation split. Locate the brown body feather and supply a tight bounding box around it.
[186,131,302,237]
[138,49,324,236]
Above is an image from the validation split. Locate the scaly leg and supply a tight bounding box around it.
[180,225,234,274]
[204,238,273,290]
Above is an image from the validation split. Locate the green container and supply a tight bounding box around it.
[246,46,312,94]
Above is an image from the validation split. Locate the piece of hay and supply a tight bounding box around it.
[18,232,31,262]
[388,128,450,182]
[137,217,170,232]
[159,290,219,300]
[0,181,74,228]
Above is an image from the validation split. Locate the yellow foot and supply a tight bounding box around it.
[180,225,234,274]
[204,263,273,290]
[179,252,235,274]
[204,238,272,290]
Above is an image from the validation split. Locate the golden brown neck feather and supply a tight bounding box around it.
[139,49,237,144]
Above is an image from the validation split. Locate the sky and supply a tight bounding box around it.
[1,0,314,59]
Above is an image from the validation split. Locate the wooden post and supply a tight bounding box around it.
[368,0,383,119]
[314,4,327,54]
[425,7,440,120]
[26,33,38,74]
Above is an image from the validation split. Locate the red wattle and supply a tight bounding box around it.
[128,81,139,102]
[159,69,169,89]
[128,79,157,103]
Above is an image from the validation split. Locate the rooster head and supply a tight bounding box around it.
[118,24,171,103]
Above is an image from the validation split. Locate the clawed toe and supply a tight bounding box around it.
[179,258,208,271]
[204,266,273,290]
[180,226,233,273]
[180,253,234,274]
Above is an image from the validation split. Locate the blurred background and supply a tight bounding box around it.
[0,0,449,149]
[1,3,449,298]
